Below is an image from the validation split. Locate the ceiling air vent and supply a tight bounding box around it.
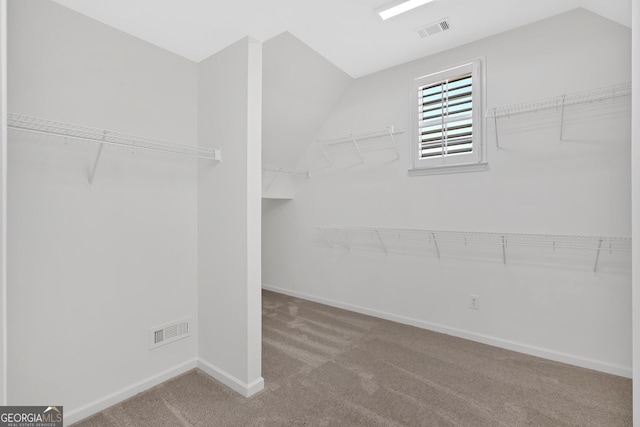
[417,18,451,38]
[149,319,190,349]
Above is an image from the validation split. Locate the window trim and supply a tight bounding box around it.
[409,58,485,174]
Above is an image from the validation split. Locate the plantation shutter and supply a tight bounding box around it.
[418,72,473,159]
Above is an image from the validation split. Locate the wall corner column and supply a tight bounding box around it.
[0,0,8,406]
[197,36,263,397]
[632,0,639,423]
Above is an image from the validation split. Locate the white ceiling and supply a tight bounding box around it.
[51,0,631,78]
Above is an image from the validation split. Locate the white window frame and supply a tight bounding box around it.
[409,59,486,175]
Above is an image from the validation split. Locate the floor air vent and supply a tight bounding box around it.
[149,319,190,349]
[417,18,451,38]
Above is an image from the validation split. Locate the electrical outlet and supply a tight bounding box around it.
[469,295,480,310]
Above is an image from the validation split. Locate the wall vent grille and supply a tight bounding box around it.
[149,319,190,349]
[417,19,451,38]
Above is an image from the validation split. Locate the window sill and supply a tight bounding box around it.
[408,162,488,176]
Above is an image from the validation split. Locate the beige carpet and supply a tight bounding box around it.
[73,290,631,426]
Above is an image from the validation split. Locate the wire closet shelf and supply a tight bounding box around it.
[318,226,632,272]
[486,82,631,148]
[7,113,221,160]
[486,82,632,119]
[262,166,309,177]
[316,126,403,166]
[262,125,405,181]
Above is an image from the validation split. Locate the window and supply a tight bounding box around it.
[410,60,485,174]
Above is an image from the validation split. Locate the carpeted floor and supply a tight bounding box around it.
[73,290,632,426]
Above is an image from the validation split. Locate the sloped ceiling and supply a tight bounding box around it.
[51,0,631,78]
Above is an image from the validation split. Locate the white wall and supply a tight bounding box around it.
[262,171,295,199]
[261,32,352,199]
[8,0,198,419]
[198,37,263,396]
[262,32,352,168]
[631,0,639,422]
[263,9,633,376]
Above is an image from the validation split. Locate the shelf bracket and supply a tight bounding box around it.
[493,112,500,150]
[375,230,387,254]
[387,127,400,160]
[501,235,507,265]
[593,239,603,273]
[559,95,566,141]
[88,131,107,186]
[350,134,365,164]
[316,139,333,167]
[322,231,335,249]
[343,231,351,252]
[264,168,281,192]
[431,233,441,259]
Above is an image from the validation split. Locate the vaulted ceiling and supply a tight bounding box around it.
[51,0,631,78]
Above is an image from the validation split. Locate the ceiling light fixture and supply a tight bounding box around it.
[377,0,437,20]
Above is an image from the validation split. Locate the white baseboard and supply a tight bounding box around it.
[65,358,198,426]
[65,358,265,425]
[262,284,632,379]
[197,358,264,397]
